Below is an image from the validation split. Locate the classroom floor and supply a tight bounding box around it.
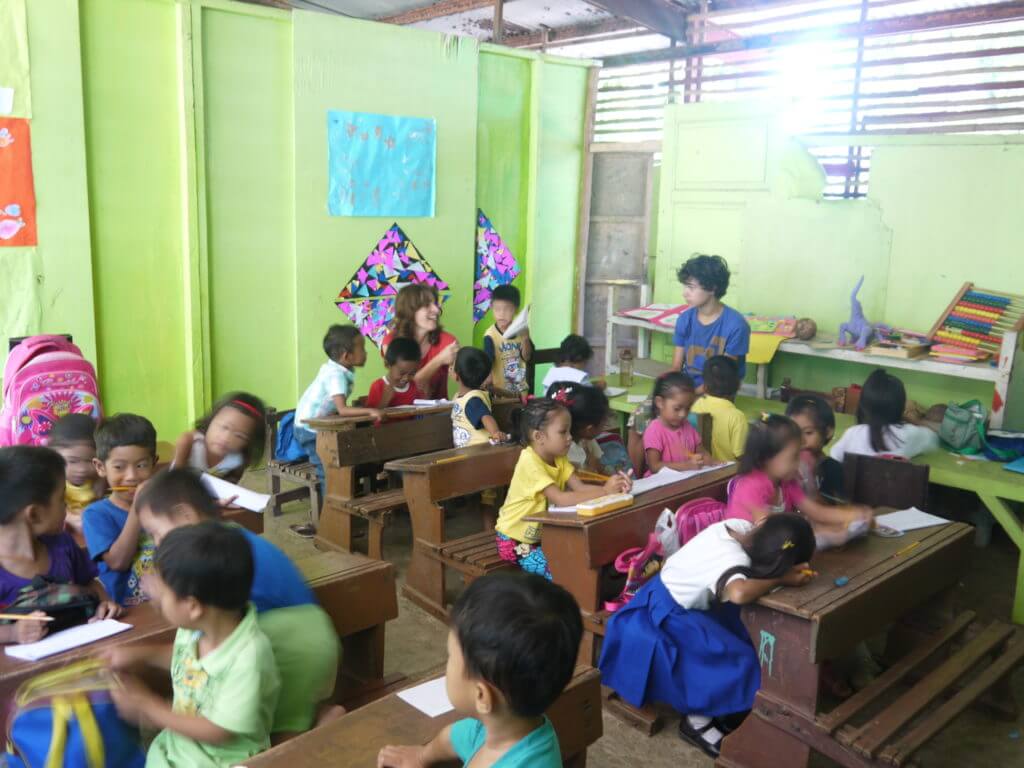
[251,470,1024,767]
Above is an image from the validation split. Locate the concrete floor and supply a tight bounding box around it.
[253,471,1024,767]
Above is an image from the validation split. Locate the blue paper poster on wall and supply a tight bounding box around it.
[327,110,436,217]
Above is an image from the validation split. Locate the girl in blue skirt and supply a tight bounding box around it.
[599,513,816,758]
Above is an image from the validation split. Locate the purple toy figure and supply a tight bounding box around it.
[838,276,889,350]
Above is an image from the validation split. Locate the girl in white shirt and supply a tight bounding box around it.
[830,370,939,463]
[598,514,816,759]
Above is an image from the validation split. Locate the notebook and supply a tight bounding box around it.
[5,620,133,662]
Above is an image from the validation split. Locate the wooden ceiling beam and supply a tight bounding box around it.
[603,0,1024,67]
[507,17,642,48]
[583,0,691,40]
[380,0,505,24]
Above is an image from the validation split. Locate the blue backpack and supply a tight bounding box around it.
[274,411,308,463]
[4,659,145,768]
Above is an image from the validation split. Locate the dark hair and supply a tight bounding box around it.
[195,391,266,468]
[678,254,731,299]
[703,355,740,398]
[491,284,521,309]
[557,334,593,365]
[0,446,66,525]
[650,372,696,419]
[715,514,815,599]
[857,369,907,453]
[48,414,97,449]
[136,468,218,520]
[512,399,567,447]
[454,347,492,390]
[95,414,157,461]
[323,324,363,362]
[384,337,421,367]
[739,414,801,475]
[785,394,835,439]
[545,382,608,438]
[451,571,582,717]
[391,284,443,346]
[156,521,253,612]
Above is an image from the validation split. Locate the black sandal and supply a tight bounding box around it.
[715,710,750,734]
[678,717,724,759]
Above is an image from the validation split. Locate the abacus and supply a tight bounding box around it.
[928,283,1024,363]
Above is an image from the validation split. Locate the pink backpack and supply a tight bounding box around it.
[676,497,729,545]
[1,335,102,446]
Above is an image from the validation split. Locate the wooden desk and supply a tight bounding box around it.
[717,522,973,768]
[0,603,174,733]
[385,444,522,619]
[243,666,603,768]
[292,548,400,705]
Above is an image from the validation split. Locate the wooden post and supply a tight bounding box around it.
[493,0,504,43]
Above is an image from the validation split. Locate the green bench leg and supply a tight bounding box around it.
[979,494,1024,625]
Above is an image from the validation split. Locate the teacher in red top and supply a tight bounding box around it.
[381,284,459,401]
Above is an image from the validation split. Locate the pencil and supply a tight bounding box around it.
[435,455,468,465]
[0,613,54,622]
[895,540,921,557]
[110,486,136,492]
[800,569,818,577]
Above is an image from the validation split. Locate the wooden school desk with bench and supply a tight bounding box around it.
[243,666,603,768]
[717,520,1024,768]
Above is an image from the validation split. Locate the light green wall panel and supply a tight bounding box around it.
[80,0,189,437]
[293,12,479,397]
[200,6,296,409]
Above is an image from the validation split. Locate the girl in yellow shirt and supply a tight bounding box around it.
[496,399,631,579]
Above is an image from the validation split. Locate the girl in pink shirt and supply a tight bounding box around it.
[727,415,873,549]
[642,373,714,477]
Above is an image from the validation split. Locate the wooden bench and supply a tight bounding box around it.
[243,665,603,768]
[308,402,518,558]
[265,407,321,522]
[385,444,523,620]
[425,529,515,585]
[716,521,1001,768]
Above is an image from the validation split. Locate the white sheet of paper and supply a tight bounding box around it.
[630,464,734,496]
[200,474,270,513]
[396,676,454,717]
[0,87,13,115]
[5,620,133,662]
[503,304,530,339]
[604,386,627,398]
[875,507,949,533]
[413,399,451,407]
[627,395,648,404]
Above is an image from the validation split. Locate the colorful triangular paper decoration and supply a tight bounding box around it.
[473,209,520,323]
[338,223,449,300]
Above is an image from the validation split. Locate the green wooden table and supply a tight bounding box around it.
[606,381,1024,623]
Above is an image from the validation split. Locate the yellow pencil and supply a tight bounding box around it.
[800,569,818,577]
[0,613,54,622]
[435,455,468,465]
[895,540,921,557]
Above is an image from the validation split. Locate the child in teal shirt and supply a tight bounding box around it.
[378,571,581,768]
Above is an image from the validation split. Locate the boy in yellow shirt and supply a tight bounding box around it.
[691,355,748,462]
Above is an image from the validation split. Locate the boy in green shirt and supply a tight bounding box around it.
[105,522,279,767]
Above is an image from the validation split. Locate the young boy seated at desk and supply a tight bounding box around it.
[83,413,160,606]
[379,571,582,768]
[136,469,339,743]
[367,337,423,409]
[105,522,280,768]
[540,334,596,394]
[691,355,748,462]
[452,347,508,447]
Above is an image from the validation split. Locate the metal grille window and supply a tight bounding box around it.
[591,0,1024,198]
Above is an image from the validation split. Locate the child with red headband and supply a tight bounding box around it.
[172,392,266,485]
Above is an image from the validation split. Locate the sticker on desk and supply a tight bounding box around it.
[5,619,133,662]
[397,676,453,717]
[874,507,950,533]
[758,630,776,677]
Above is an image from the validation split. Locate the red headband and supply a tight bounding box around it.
[232,399,261,418]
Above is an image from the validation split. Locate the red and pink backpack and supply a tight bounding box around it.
[1,335,102,446]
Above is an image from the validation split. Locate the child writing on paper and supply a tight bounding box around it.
[728,415,874,549]
[48,413,104,546]
[786,394,845,503]
[83,414,159,606]
[0,446,121,645]
[366,337,422,409]
[692,356,749,463]
[294,325,384,502]
[643,373,714,477]
[546,382,611,475]
[451,348,508,448]
[483,284,532,398]
[378,571,582,768]
[599,514,815,759]
[172,392,266,484]
[495,399,631,579]
[132,470,339,743]
[829,369,939,463]
[105,522,279,768]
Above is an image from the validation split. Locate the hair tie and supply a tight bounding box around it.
[232,399,261,418]
[553,388,573,406]
[782,540,795,550]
